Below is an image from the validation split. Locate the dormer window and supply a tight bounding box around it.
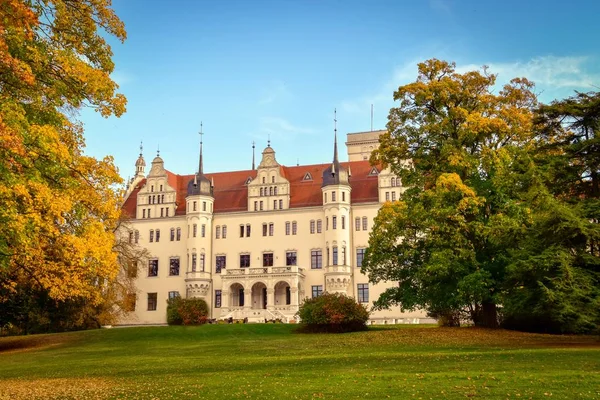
[245,177,252,185]
[369,167,379,176]
[303,172,312,181]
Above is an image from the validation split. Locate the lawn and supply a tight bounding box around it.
[0,324,598,399]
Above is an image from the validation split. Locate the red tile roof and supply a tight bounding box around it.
[123,160,379,217]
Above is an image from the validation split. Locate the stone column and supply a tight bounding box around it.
[221,290,230,314]
[243,288,251,311]
[267,288,275,310]
[291,287,299,307]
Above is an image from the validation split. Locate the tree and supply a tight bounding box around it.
[363,59,538,328]
[0,1,127,332]
[499,92,600,333]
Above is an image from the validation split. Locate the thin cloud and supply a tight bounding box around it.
[258,80,291,105]
[251,116,316,143]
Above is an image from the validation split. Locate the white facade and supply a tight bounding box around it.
[119,131,430,325]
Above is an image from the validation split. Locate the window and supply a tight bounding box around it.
[342,192,345,201]
[193,201,197,211]
[332,191,336,202]
[202,201,206,211]
[148,209,151,218]
[166,208,169,217]
[128,231,134,244]
[262,223,267,237]
[357,283,369,303]
[286,251,297,266]
[310,220,315,234]
[317,219,322,233]
[292,221,297,235]
[240,254,250,268]
[342,247,347,265]
[326,217,329,230]
[147,293,157,311]
[200,253,205,272]
[246,224,251,237]
[222,225,227,239]
[155,229,160,242]
[149,229,154,243]
[273,200,277,209]
[274,187,278,195]
[341,216,345,229]
[262,176,265,184]
[269,187,273,196]
[269,223,274,236]
[151,185,154,192]
[215,290,222,308]
[168,291,180,299]
[135,230,139,244]
[332,216,337,230]
[279,199,283,209]
[260,187,264,196]
[391,177,396,187]
[176,228,181,241]
[148,259,158,277]
[125,293,136,312]
[193,224,197,237]
[191,253,197,272]
[170,228,175,241]
[169,258,180,276]
[263,253,273,267]
[254,201,258,211]
[216,226,221,239]
[324,193,327,203]
[311,285,323,298]
[127,261,137,278]
[356,248,365,267]
[333,246,338,265]
[240,224,245,237]
[201,224,206,237]
[285,221,291,235]
[362,217,368,231]
[216,255,226,273]
[385,192,390,201]
[392,191,396,201]
[271,176,275,183]
[311,250,322,269]
[160,208,164,217]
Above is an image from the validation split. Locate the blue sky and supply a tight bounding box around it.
[80,0,600,180]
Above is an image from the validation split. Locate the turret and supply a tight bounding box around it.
[185,126,214,301]
[321,110,352,294]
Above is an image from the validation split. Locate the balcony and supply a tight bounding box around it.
[185,271,211,281]
[225,265,305,277]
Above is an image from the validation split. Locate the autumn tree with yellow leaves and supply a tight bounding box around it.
[0,0,130,332]
[363,60,600,332]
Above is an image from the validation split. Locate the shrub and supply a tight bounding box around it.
[296,292,370,333]
[166,297,209,325]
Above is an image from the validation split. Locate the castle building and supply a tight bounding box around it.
[119,129,429,324]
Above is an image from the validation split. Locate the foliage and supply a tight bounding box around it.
[499,92,600,333]
[0,325,598,399]
[297,292,370,333]
[166,297,209,326]
[364,59,538,328]
[0,1,127,332]
[363,59,600,333]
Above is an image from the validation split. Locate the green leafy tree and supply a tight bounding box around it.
[500,92,600,333]
[363,59,538,328]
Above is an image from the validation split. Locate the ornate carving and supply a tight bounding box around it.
[187,282,210,298]
[326,277,350,293]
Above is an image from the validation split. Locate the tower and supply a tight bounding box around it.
[321,110,352,294]
[185,124,214,301]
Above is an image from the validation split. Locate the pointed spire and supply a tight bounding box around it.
[198,122,204,175]
[333,108,339,164]
[252,141,256,170]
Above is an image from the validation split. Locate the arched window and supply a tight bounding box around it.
[269,187,273,196]
[260,187,263,196]
[391,177,396,187]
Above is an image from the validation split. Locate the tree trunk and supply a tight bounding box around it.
[472,301,499,328]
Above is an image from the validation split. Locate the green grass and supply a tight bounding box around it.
[0,324,598,399]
